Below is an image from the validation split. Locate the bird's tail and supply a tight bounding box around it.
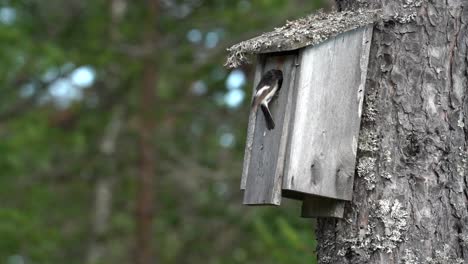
[260,104,275,130]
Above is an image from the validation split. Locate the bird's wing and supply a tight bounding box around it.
[251,86,270,108]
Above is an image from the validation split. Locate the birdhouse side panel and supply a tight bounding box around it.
[283,26,373,201]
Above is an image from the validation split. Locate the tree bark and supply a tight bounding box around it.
[317,1,468,263]
[136,1,159,264]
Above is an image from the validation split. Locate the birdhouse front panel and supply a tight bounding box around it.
[282,26,373,201]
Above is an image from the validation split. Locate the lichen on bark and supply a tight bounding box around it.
[337,199,409,260]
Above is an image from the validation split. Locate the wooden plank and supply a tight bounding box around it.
[283,26,373,201]
[243,52,298,205]
[301,196,345,218]
[241,55,266,190]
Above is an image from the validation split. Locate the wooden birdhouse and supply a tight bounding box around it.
[226,10,380,218]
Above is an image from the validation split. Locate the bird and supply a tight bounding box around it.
[251,69,283,130]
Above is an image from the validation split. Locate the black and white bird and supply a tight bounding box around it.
[251,69,283,130]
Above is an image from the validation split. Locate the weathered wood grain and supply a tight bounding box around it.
[283,26,373,201]
[243,53,298,205]
[240,55,265,190]
[301,26,373,218]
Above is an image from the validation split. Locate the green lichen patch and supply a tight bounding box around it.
[426,245,464,264]
[401,249,420,264]
[373,199,409,253]
[358,128,379,152]
[341,199,409,259]
[362,89,378,122]
[357,157,377,190]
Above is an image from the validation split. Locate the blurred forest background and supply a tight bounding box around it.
[0,0,328,263]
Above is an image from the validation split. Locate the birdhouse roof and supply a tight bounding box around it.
[225,9,381,68]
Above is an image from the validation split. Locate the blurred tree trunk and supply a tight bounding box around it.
[87,109,123,264]
[316,1,468,263]
[136,1,159,264]
[87,1,127,263]
[87,178,115,264]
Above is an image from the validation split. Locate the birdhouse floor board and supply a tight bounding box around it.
[301,196,345,218]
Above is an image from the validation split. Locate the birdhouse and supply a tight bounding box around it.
[226,10,380,218]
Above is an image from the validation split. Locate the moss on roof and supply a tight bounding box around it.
[225,9,381,68]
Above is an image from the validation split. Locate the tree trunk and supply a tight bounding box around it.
[317,1,468,263]
[136,1,159,264]
[136,60,157,264]
[86,178,115,264]
[87,2,126,262]
[87,109,123,264]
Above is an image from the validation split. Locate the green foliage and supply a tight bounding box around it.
[251,207,317,264]
[0,0,324,263]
